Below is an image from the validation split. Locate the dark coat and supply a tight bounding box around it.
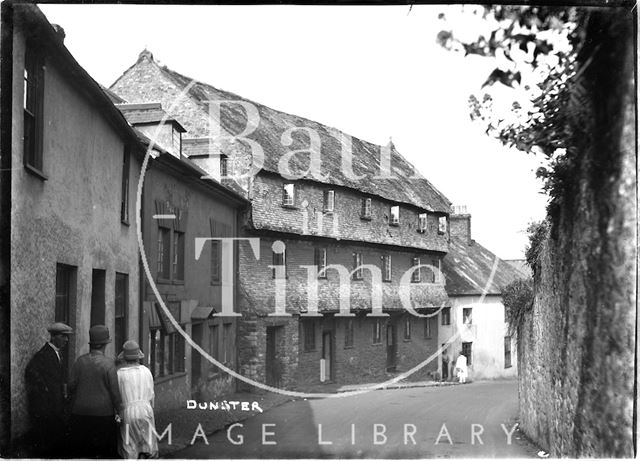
[24,343,68,455]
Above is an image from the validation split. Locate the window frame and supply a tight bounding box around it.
[424,317,433,339]
[272,246,286,279]
[438,216,447,234]
[441,307,451,326]
[282,183,296,207]
[323,190,335,213]
[403,316,411,341]
[411,257,421,283]
[361,197,372,220]
[390,205,400,226]
[23,43,46,178]
[382,254,392,282]
[418,213,427,233]
[314,247,327,279]
[462,341,473,366]
[120,146,131,224]
[352,252,363,280]
[462,307,473,325]
[114,272,128,352]
[372,318,382,344]
[504,336,512,368]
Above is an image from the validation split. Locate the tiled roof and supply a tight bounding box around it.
[129,61,452,214]
[504,259,532,278]
[442,237,526,296]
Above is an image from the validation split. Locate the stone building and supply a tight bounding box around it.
[114,102,248,410]
[440,206,527,380]
[110,50,453,389]
[1,4,145,449]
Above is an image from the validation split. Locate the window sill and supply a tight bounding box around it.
[372,342,382,346]
[121,219,130,227]
[403,338,412,342]
[157,277,172,285]
[210,280,221,286]
[389,223,400,227]
[282,204,297,210]
[360,216,372,221]
[173,280,185,286]
[303,348,316,353]
[154,371,187,384]
[24,163,48,181]
[344,345,354,350]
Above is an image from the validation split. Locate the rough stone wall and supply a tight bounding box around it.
[251,174,449,252]
[517,10,635,458]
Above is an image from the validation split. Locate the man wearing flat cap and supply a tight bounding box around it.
[25,322,73,457]
[69,325,123,458]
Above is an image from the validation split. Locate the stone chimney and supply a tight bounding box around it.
[450,205,472,244]
[137,49,154,63]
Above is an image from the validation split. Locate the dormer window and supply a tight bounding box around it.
[220,156,228,178]
[438,216,447,234]
[390,206,400,226]
[282,183,295,207]
[418,213,427,233]
[361,198,372,220]
[323,190,335,213]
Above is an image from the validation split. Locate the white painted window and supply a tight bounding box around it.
[390,206,400,225]
[282,183,295,207]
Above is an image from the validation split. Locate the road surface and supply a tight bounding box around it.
[169,380,537,458]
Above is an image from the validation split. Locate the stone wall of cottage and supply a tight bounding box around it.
[251,174,449,252]
[516,11,635,457]
[235,234,448,390]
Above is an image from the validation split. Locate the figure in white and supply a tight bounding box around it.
[116,340,158,459]
[455,352,468,384]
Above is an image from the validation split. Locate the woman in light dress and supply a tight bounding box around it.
[117,340,158,459]
[455,352,468,384]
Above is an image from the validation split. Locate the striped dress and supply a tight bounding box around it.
[116,364,158,459]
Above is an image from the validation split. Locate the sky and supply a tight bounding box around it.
[39,4,548,260]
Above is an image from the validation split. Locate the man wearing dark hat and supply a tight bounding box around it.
[68,325,123,458]
[25,322,73,457]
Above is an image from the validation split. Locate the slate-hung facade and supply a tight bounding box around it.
[110,50,453,388]
[440,207,529,380]
[113,102,248,410]
[3,4,145,444]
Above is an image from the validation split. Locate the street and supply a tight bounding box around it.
[169,380,537,458]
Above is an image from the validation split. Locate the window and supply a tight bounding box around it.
[282,183,295,207]
[372,319,382,344]
[157,227,171,279]
[411,257,421,283]
[272,246,286,279]
[390,206,400,225]
[438,216,447,234]
[222,323,232,364]
[314,247,327,279]
[121,146,130,224]
[55,264,76,325]
[418,213,427,233]
[431,258,440,283]
[211,240,220,283]
[352,252,363,280]
[23,44,45,175]
[173,231,185,281]
[150,325,186,378]
[210,219,232,285]
[462,307,472,325]
[424,317,433,339]
[210,325,220,361]
[425,258,437,283]
[441,307,451,326]
[382,255,391,282]
[403,316,411,340]
[323,190,335,212]
[114,273,128,352]
[462,342,472,366]
[220,156,228,178]
[504,336,512,368]
[361,198,372,219]
[344,319,354,348]
[303,320,316,352]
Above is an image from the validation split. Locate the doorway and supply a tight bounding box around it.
[322,331,333,382]
[266,326,284,387]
